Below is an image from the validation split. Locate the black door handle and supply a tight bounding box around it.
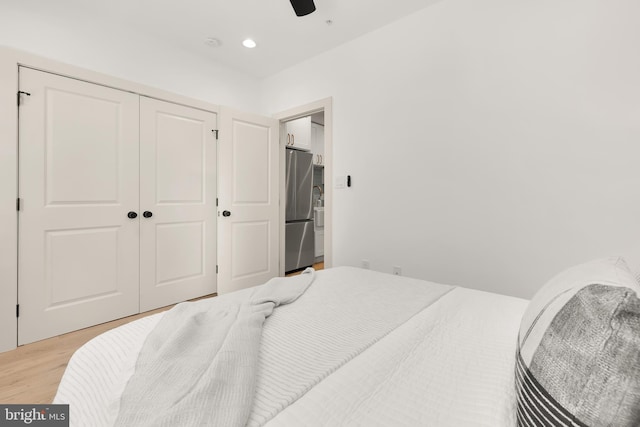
[143,211,153,218]
[222,210,231,217]
[127,211,137,219]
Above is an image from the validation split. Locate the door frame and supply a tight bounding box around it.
[274,98,333,276]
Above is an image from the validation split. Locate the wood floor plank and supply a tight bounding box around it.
[286,262,324,277]
[0,295,215,404]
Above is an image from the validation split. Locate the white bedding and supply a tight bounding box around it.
[117,269,317,427]
[54,267,528,426]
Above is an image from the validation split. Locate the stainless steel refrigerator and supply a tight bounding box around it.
[285,149,315,273]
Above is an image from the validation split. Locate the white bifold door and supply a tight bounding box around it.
[18,68,217,345]
[139,97,217,312]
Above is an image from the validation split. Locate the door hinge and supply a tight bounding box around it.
[216,198,218,207]
[16,198,21,211]
[212,129,219,140]
[16,304,19,318]
[17,91,31,106]
[216,265,219,274]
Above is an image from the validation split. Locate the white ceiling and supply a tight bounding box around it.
[16,0,442,79]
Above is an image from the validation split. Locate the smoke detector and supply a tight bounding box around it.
[204,38,222,48]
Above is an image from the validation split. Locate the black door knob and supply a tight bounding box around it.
[143,211,153,218]
[127,211,137,219]
[222,210,231,217]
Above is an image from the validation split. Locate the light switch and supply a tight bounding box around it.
[335,176,346,189]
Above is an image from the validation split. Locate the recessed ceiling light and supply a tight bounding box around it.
[204,37,222,48]
[242,39,257,49]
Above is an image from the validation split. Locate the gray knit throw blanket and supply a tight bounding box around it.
[115,268,315,427]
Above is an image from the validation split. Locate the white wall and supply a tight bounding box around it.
[262,0,640,298]
[0,2,263,112]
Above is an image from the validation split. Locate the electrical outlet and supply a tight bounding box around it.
[362,259,370,269]
[393,266,402,276]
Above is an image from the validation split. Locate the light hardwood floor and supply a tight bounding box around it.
[0,297,213,404]
[286,261,324,277]
[0,262,324,404]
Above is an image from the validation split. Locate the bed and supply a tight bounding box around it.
[54,259,640,427]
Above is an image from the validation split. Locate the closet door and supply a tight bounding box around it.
[18,68,140,345]
[139,97,217,311]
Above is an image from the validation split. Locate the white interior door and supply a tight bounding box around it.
[18,68,140,345]
[139,97,217,311]
[218,108,279,294]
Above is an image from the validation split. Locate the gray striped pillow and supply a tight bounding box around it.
[515,257,640,427]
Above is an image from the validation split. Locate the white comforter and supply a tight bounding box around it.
[54,267,528,426]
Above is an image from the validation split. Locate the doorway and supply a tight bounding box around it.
[276,98,332,277]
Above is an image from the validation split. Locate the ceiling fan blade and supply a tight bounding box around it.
[290,0,316,16]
